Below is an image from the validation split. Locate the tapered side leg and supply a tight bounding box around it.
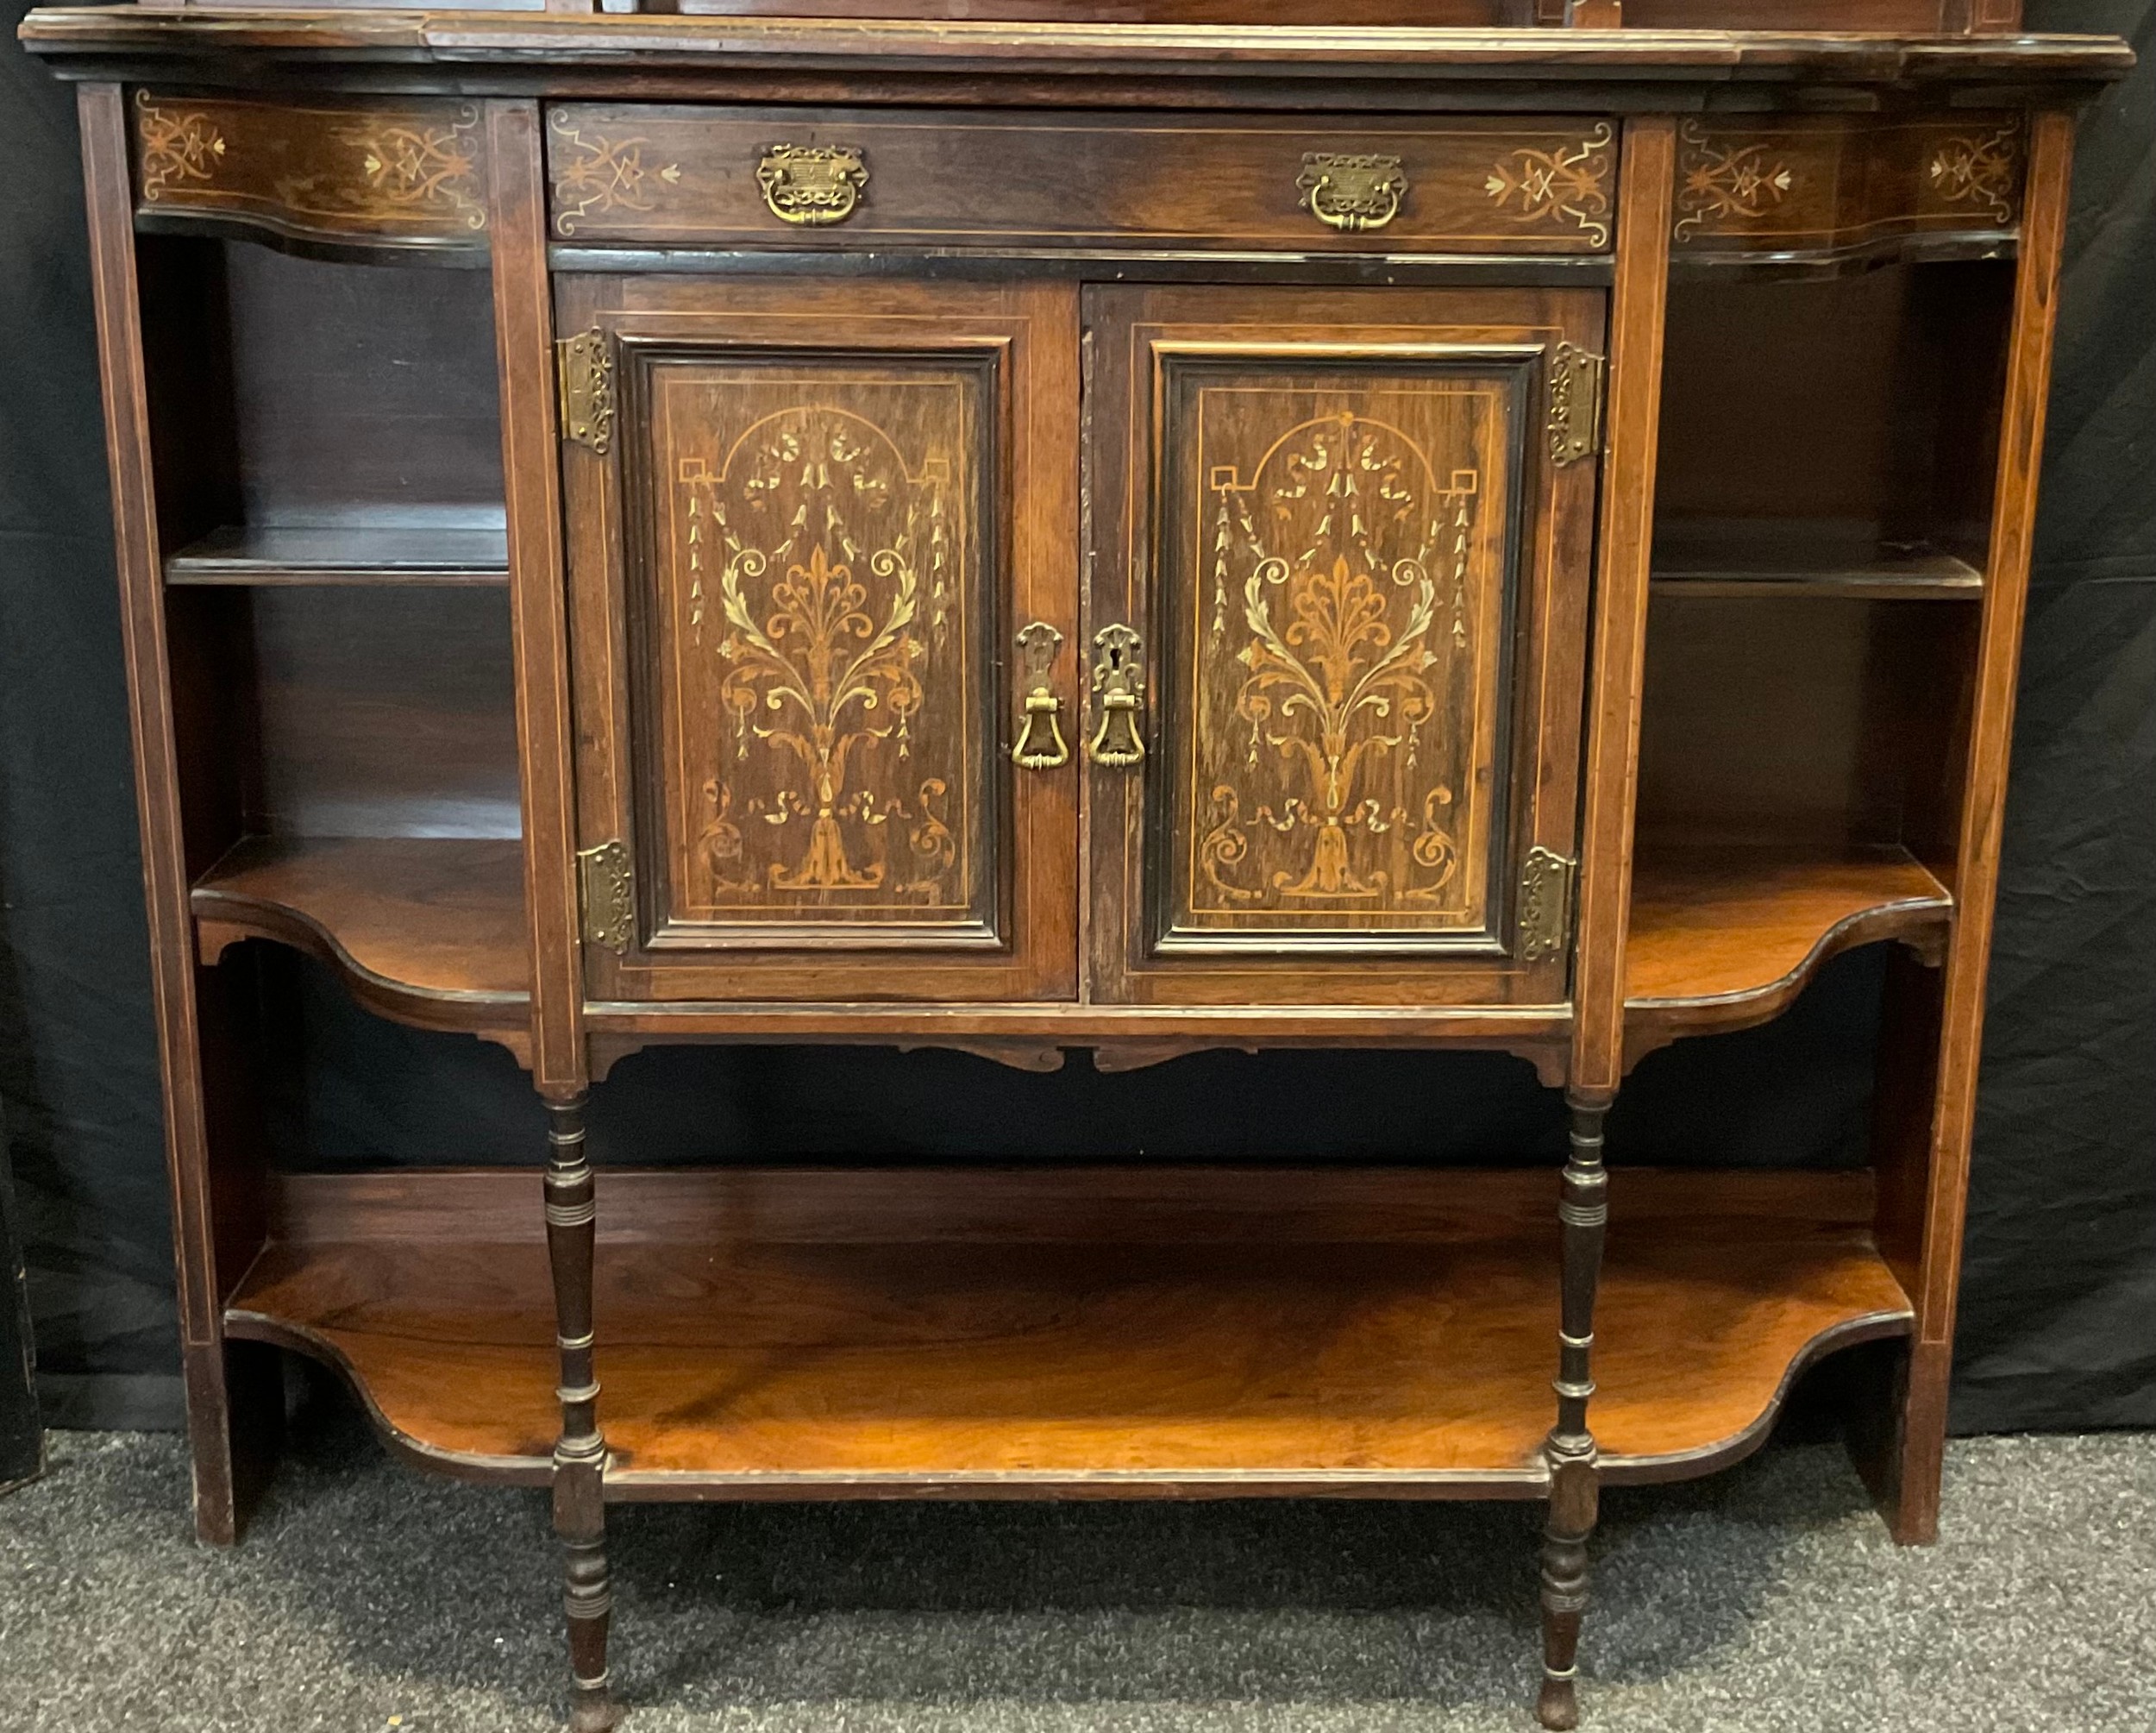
[1538,1090,1609,1732]
[544,1092,618,1733]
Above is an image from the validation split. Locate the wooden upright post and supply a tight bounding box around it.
[1537,112,1675,1730]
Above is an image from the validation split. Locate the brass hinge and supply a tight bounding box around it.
[557,328,614,455]
[1520,846,1579,964]
[576,839,633,954]
[1546,342,1606,467]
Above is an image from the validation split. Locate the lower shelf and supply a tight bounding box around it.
[227,1165,1910,1500]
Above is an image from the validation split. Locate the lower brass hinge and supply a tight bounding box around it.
[1546,342,1606,467]
[577,839,633,954]
[1520,846,1579,964]
[557,328,615,455]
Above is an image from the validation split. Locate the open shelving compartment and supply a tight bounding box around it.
[1628,257,2013,1063]
[140,235,531,1052]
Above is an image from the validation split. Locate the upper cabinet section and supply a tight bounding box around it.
[130,91,492,257]
[544,107,1619,256]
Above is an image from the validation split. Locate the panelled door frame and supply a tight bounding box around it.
[557,275,1079,1005]
[1082,285,1606,1008]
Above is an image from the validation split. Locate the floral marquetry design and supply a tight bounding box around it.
[1674,122,1796,242]
[1169,376,1516,942]
[1670,115,2024,260]
[128,91,490,248]
[345,119,486,230]
[548,111,684,238]
[135,99,225,201]
[656,368,987,927]
[1927,129,2020,226]
[1482,123,1614,248]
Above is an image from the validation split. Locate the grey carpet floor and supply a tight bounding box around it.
[0,1397,2150,1733]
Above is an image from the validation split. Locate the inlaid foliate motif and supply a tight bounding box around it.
[1164,369,1517,944]
[1482,122,1614,248]
[653,362,987,929]
[130,91,488,245]
[1670,115,2023,256]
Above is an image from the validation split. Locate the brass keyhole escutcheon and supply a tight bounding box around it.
[1087,624,1146,769]
[756,142,869,226]
[1011,622,1070,772]
[1295,152,1408,234]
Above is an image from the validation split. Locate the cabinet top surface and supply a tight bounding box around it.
[18,7,2134,95]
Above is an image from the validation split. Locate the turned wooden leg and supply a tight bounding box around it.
[544,1092,620,1733]
[1538,1090,1608,1732]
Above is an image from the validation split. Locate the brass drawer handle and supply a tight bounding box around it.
[1296,152,1407,234]
[1087,624,1146,769]
[756,142,868,226]
[1011,622,1070,772]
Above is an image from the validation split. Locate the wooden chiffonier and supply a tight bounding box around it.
[18,3,2131,1727]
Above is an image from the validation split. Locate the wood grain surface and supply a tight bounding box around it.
[21,14,2132,102]
[131,90,492,253]
[1625,844,1952,1064]
[193,833,530,1012]
[1669,113,2027,266]
[227,1165,1909,1495]
[545,106,1620,254]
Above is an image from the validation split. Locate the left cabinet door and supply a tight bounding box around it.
[558,278,1079,1004]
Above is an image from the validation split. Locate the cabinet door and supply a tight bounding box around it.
[1085,286,1603,1007]
[560,278,1077,1004]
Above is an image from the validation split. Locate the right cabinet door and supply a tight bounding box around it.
[1085,286,1604,1008]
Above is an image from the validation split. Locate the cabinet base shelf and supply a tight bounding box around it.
[228,1165,1910,1500]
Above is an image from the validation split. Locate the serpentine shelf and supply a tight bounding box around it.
[192,834,530,1051]
[226,1165,1912,1498]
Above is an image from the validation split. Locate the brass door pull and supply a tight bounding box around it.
[1296,152,1407,233]
[1087,624,1146,768]
[1011,622,1070,771]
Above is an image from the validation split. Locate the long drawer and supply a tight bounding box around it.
[544,105,1620,254]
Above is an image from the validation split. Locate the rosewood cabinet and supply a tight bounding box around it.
[18,3,2131,1730]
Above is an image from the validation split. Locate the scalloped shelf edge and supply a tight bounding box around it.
[1625,892,1952,1070]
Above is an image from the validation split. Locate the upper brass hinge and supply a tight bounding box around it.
[1547,342,1606,467]
[1520,846,1579,964]
[577,839,633,955]
[557,328,614,455]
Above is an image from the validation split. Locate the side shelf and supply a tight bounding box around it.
[1625,845,1952,1064]
[226,1165,1912,1498]
[165,520,510,587]
[194,835,530,1048]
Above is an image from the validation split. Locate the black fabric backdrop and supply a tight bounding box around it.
[1,1,2149,1435]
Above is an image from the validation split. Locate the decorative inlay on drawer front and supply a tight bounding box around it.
[1670,114,2023,263]
[132,91,489,251]
[544,107,1616,254]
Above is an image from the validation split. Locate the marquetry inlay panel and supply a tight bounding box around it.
[1670,114,2024,262]
[130,91,489,250]
[1156,358,1522,950]
[645,357,993,936]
